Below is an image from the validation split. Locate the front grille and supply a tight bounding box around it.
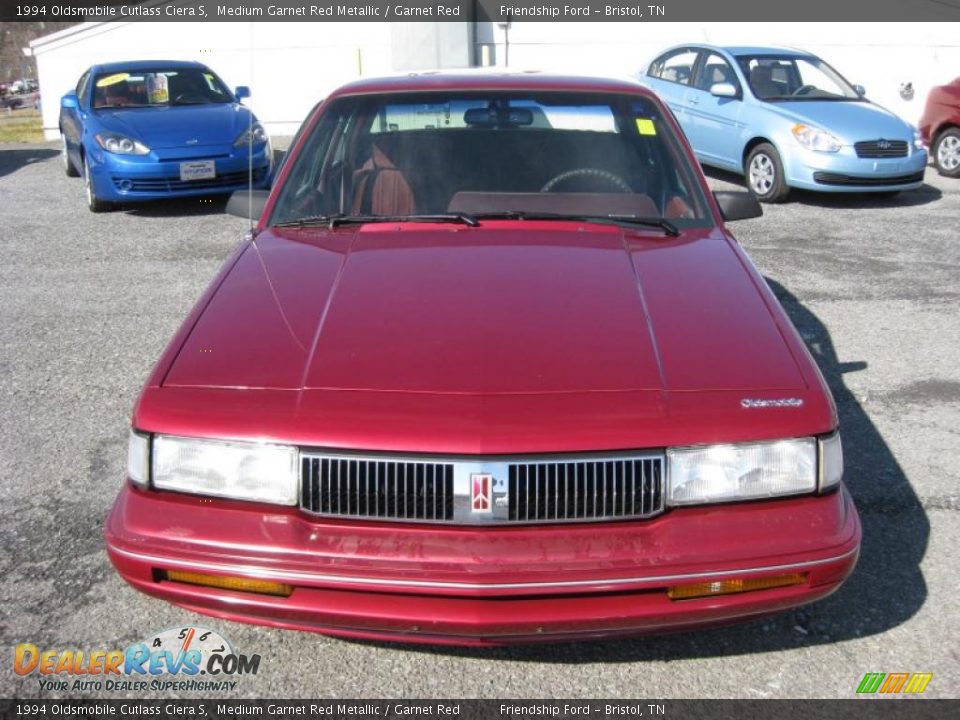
[301,456,454,521]
[509,458,662,521]
[813,171,924,187]
[300,452,665,525]
[854,140,909,158]
[111,168,267,193]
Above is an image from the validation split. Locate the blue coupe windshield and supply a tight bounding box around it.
[92,68,233,109]
[736,55,861,101]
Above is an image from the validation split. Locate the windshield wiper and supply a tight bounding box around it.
[272,212,479,229]
[473,211,679,236]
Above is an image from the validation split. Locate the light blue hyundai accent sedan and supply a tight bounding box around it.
[641,45,927,202]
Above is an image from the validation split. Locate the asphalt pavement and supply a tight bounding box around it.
[1,143,957,699]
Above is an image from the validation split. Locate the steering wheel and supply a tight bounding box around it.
[540,168,632,193]
[792,84,817,97]
[172,92,204,105]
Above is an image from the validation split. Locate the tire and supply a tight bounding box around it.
[933,127,960,178]
[61,133,79,177]
[745,143,790,203]
[83,157,113,213]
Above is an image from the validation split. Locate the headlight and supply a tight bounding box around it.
[791,124,841,153]
[234,123,269,148]
[95,132,150,155]
[152,435,298,505]
[667,438,817,506]
[127,430,150,488]
[913,129,925,151]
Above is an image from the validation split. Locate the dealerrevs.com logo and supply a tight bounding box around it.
[14,626,260,693]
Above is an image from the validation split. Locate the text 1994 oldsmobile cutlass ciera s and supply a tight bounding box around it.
[106,72,860,645]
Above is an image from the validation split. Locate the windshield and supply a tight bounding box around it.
[92,68,233,109]
[269,91,711,227]
[736,55,860,101]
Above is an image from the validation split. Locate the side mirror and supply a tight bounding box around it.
[710,82,738,99]
[61,93,79,109]
[226,189,269,221]
[235,86,251,100]
[714,191,763,222]
[854,84,866,97]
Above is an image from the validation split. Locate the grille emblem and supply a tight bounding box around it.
[471,473,492,513]
[877,139,891,150]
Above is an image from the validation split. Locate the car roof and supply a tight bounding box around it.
[329,71,652,98]
[656,44,814,58]
[91,59,206,73]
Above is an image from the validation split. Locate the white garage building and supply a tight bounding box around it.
[28,18,959,140]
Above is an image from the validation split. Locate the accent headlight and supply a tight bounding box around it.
[127,430,150,488]
[234,123,269,148]
[95,132,150,155]
[667,438,817,506]
[791,124,841,153]
[152,435,298,505]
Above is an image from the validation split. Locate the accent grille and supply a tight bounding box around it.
[508,458,662,521]
[854,140,909,158]
[301,456,454,521]
[111,168,267,193]
[812,171,923,187]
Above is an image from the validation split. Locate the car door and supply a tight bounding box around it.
[685,52,745,170]
[61,72,89,163]
[644,48,702,140]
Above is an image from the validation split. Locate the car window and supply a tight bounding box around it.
[92,68,233,109]
[269,90,713,228]
[649,49,699,86]
[76,72,90,105]
[694,53,740,95]
[736,55,860,101]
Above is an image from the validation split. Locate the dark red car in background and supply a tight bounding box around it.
[106,73,860,645]
[919,77,960,177]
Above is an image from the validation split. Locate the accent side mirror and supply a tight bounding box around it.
[235,86,251,100]
[226,189,269,221]
[61,93,79,109]
[714,191,763,222]
[710,82,738,99]
[854,84,866,97]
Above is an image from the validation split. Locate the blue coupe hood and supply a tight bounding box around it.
[95,103,252,148]
[765,100,913,143]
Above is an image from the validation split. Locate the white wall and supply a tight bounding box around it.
[32,21,476,139]
[480,22,959,126]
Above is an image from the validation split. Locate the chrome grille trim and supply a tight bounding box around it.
[300,451,665,525]
[508,456,663,522]
[853,139,909,158]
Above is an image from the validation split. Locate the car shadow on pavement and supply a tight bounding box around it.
[359,278,929,663]
[702,165,942,208]
[0,147,58,178]
[120,195,233,218]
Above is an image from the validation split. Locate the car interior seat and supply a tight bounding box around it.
[749,66,781,99]
[351,143,416,216]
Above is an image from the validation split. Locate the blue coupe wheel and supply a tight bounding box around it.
[61,133,79,177]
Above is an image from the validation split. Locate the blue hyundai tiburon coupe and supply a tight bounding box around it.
[642,45,926,202]
[59,60,271,212]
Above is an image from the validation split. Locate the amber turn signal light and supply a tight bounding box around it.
[667,573,807,600]
[161,570,294,597]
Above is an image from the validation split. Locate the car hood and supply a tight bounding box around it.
[95,102,252,148]
[151,224,832,452]
[763,100,913,143]
[165,224,810,395]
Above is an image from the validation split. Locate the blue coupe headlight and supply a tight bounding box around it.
[791,124,842,153]
[234,123,269,148]
[95,132,150,156]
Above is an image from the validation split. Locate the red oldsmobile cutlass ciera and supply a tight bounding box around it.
[106,72,861,645]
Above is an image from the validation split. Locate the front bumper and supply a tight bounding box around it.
[87,142,271,202]
[105,483,860,645]
[784,145,927,193]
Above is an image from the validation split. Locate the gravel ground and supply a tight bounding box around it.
[1,142,957,699]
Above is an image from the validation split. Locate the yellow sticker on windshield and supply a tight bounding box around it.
[96,73,129,88]
[636,118,656,136]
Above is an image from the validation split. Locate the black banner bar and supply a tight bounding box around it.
[1,700,959,720]
[3,0,960,23]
